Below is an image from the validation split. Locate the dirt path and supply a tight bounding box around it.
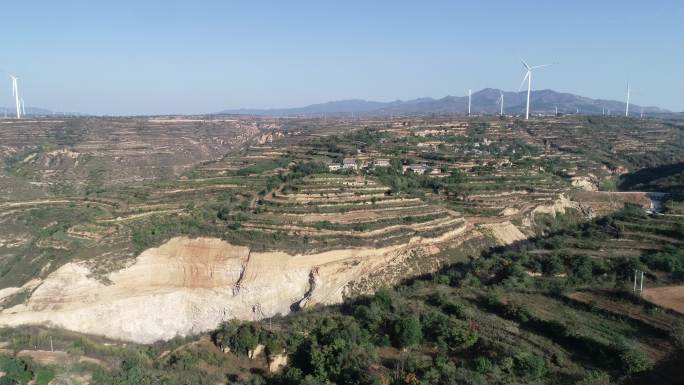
[99,209,183,223]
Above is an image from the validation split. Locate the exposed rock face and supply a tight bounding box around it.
[0,234,461,343]
[269,352,288,373]
[479,221,527,245]
[571,176,598,191]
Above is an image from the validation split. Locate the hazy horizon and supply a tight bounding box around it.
[2,1,682,115]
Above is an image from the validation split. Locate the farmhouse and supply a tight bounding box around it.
[342,158,358,170]
[374,158,391,168]
[402,164,428,175]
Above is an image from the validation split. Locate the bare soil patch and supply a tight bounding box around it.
[642,285,684,315]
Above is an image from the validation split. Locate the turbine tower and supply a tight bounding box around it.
[519,58,551,120]
[497,91,504,116]
[625,82,630,117]
[8,74,21,119]
[21,98,26,116]
[467,89,472,116]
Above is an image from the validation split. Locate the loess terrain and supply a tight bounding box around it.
[0,114,682,384]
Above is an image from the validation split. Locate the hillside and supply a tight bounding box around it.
[0,114,682,384]
[0,204,682,385]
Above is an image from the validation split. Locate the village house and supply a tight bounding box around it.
[374,158,391,168]
[342,158,358,170]
[402,164,428,175]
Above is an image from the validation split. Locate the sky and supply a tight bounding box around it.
[1,0,682,115]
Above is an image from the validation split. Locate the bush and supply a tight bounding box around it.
[642,246,684,273]
[232,325,259,355]
[514,352,546,378]
[473,356,493,373]
[504,301,534,322]
[618,344,652,374]
[391,315,422,348]
[0,356,33,384]
[35,367,55,385]
[576,370,613,385]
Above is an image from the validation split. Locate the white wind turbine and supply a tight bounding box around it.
[625,82,631,117]
[496,91,504,116]
[467,89,472,116]
[8,74,21,119]
[21,98,26,116]
[519,58,552,119]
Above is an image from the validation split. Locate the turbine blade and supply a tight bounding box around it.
[531,63,553,69]
[520,58,531,70]
[518,72,530,92]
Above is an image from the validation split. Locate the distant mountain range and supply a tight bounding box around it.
[0,106,53,117]
[216,89,672,117]
[0,106,86,117]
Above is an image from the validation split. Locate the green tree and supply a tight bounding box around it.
[232,325,259,355]
[392,315,422,348]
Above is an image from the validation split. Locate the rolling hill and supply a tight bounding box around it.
[216,88,670,117]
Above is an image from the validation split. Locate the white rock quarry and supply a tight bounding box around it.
[0,230,467,344]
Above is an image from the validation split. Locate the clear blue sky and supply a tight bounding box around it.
[1,1,682,115]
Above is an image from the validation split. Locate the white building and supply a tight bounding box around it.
[402,164,428,175]
[342,158,358,170]
[374,159,391,168]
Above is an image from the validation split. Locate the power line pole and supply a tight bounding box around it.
[633,269,645,296]
[633,269,637,292]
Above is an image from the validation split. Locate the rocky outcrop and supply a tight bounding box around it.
[479,221,527,245]
[571,176,598,191]
[268,351,288,373]
[0,229,467,343]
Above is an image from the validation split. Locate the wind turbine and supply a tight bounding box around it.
[519,58,552,119]
[8,74,21,119]
[496,91,504,116]
[625,82,630,117]
[21,98,26,117]
[467,89,472,116]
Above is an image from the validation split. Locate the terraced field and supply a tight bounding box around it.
[1,115,680,293]
[0,114,683,384]
[249,175,466,247]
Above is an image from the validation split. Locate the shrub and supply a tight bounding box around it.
[35,367,55,385]
[514,352,546,378]
[618,344,652,374]
[0,356,33,384]
[473,356,493,373]
[391,315,422,348]
[576,370,613,385]
[443,318,478,351]
[232,325,259,355]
